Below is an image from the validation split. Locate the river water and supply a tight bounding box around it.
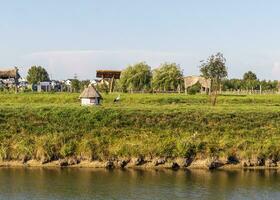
[0,168,279,200]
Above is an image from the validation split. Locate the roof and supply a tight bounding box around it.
[184,76,211,88]
[0,68,20,79]
[96,70,122,79]
[79,85,102,99]
[39,81,51,86]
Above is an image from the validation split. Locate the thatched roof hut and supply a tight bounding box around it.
[0,68,20,79]
[79,85,102,106]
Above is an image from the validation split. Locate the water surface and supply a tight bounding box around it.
[0,168,279,200]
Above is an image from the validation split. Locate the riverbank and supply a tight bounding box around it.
[1,156,280,170]
[1,93,280,168]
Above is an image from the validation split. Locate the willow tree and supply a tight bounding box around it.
[152,63,183,92]
[120,62,152,92]
[199,53,228,106]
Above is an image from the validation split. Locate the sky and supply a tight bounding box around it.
[1,0,280,80]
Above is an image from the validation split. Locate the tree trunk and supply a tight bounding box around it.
[211,90,217,106]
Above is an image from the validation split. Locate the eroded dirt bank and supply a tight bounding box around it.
[1,156,279,170]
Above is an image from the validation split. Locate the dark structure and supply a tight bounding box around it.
[96,70,121,79]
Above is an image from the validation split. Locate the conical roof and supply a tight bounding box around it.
[79,85,102,99]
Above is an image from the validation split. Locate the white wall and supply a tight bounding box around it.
[81,98,97,106]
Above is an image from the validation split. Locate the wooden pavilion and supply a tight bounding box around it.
[96,70,122,93]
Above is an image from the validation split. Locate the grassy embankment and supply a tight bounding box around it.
[1,92,280,165]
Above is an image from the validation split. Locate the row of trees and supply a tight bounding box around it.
[118,53,227,105]
[118,53,280,105]
[119,60,279,94]
[119,62,183,92]
[223,71,278,91]
[24,58,280,98]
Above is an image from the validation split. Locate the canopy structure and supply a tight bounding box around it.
[184,76,211,94]
[96,70,121,79]
[0,67,20,80]
[96,70,122,93]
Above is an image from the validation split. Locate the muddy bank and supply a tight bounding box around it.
[1,156,280,170]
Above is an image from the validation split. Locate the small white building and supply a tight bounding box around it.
[38,81,52,92]
[79,85,102,106]
[65,79,73,86]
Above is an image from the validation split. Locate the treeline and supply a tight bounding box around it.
[118,62,183,93]
[222,72,278,92]
[117,63,279,93]
[17,62,279,94]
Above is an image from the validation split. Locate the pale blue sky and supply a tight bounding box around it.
[1,0,280,80]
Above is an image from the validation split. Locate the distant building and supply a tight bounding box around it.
[18,77,28,88]
[38,81,52,92]
[63,79,74,92]
[79,84,102,106]
[184,76,211,94]
[65,79,73,86]
[51,80,62,91]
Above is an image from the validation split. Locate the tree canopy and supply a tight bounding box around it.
[243,71,257,81]
[243,71,258,90]
[200,53,228,105]
[152,63,183,91]
[120,62,152,92]
[26,66,50,84]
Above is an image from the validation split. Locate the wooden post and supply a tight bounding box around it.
[109,76,115,93]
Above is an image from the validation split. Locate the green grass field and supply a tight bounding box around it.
[1,92,280,163]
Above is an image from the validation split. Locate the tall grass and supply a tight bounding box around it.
[1,92,280,162]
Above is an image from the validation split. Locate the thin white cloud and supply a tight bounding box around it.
[21,50,199,80]
[272,62,280,80]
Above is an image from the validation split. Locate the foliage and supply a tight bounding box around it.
[80,80,90,90]
[223,79,243,90]
[152,62,183,91]
[243,71,257,81]
[96,80,110,93]
[120,62,152,92]
[71,79,81,92]
[222,78,278,92]
[243,71,258,90]
[187,83,201,95]
[200,53,228,105]
[26,66,50,85]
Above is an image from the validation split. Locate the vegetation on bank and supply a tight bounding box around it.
[1,92,280,164]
